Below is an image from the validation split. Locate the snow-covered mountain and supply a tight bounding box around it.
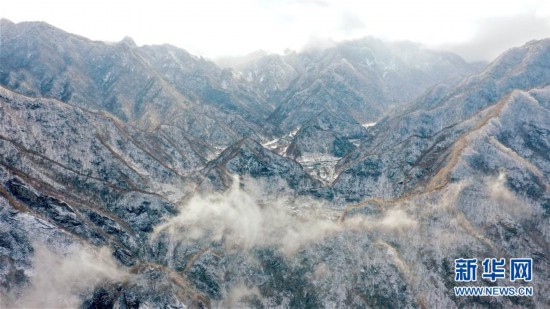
[0,19,548,308]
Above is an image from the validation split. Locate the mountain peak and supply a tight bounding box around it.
[0,17,15,26]
[119,36,137,47]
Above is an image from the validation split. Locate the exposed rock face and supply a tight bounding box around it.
[0,19,548,308]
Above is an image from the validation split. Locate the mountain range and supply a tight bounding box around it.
[0,19,548,308]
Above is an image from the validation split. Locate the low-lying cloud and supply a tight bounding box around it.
[12,245,130,308]
[153,176,417,255]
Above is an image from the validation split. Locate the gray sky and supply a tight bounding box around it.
[3,0,550,61]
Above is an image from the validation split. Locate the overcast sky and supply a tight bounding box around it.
[3,0,550,62]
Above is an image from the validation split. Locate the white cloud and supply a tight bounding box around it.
[152,176,417,256]
[11,245,131,308]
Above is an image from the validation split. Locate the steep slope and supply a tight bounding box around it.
[334,38,550,203]
[0,83,413,307]
[1,21,549,308]
[0,85,215,306]
[318,39,550,308]
[0,20,484,147]
[198,138,332,198]
[231,52,303,108]
[265,38,484,134]
[0,19,273,147]
[286,125,356,162]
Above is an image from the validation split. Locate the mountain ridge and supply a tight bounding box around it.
[0,20,548,308]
